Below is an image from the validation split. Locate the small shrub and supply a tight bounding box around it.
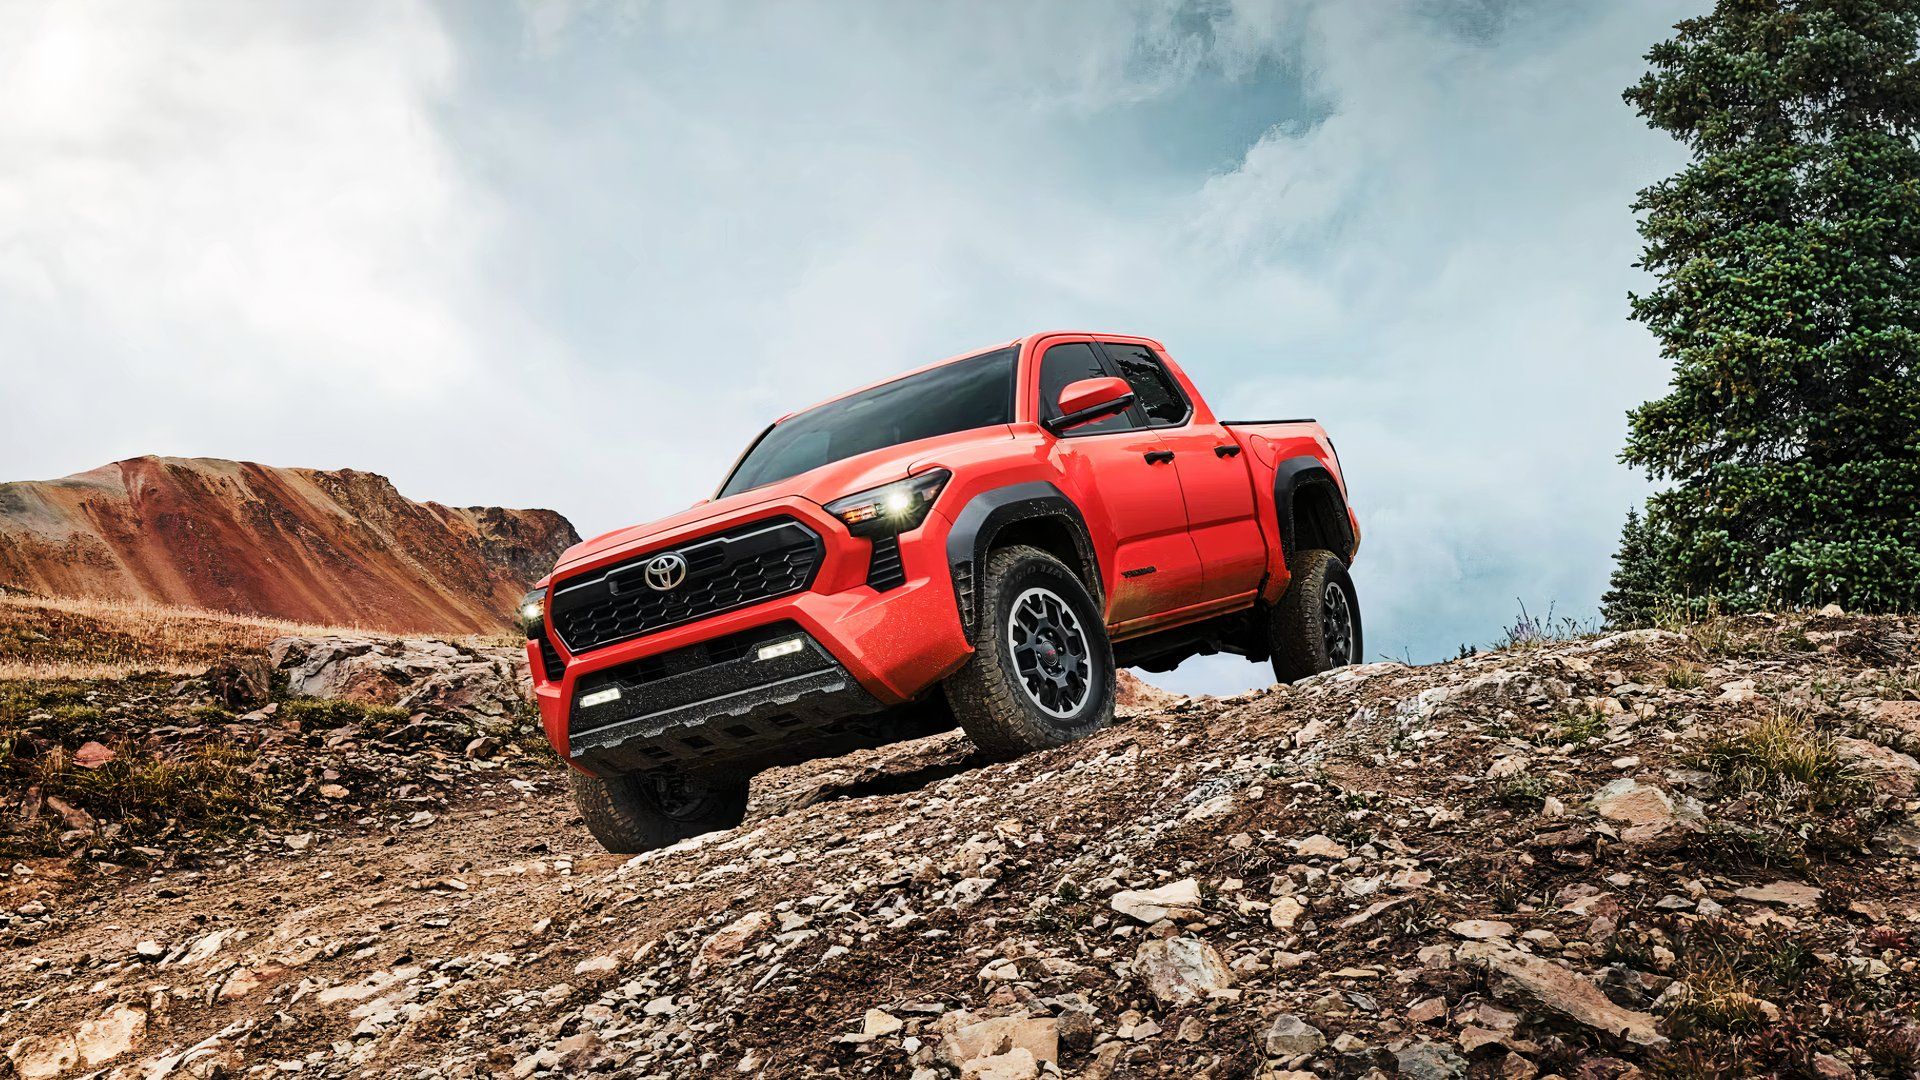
[1497,600,1596,651]
[278,698,408,733]
[1552,703,1611,746]
[1690,712,1867,815]
[1487,773,1552,813]
[1665,920,1804,1036]
[1664,663,1705,690]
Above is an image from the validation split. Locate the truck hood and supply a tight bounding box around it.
[550,429,1013,572]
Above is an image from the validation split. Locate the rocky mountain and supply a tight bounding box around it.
[4,611,1919,1077]
[0,457,578,634]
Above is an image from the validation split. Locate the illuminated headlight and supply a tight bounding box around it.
[517,587,548,638]
[579,686,621,709]
[824,469,950,537]
[756,637,806,661]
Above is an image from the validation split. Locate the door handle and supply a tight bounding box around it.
[1214,444,1243,458]
[1143,450,1174,465]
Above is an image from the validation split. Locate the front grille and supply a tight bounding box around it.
[866,535,906,591]
[549,518,823,654]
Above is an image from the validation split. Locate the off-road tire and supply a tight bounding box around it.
[568,770,749,854]
[944,544,1115,761]
[1268,548,1363,684]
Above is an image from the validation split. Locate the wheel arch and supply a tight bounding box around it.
[1273,456,1358,568]
[944,481,1103,639]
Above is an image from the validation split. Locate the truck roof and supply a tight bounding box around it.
[773,331,1167,424]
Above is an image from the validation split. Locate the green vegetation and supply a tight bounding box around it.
[1664,662,1706,690]
[1,679,271,857]
[1607,0,1920,624]
[1486,772,1553,813]
[1691,711,1866,815]
[1650,917,1920,1077]
[1687,709,1880,867]
[1551,702,1612,746]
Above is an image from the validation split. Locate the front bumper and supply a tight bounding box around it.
[528,495,972,777]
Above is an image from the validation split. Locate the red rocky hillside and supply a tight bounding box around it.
[0,457,577,634]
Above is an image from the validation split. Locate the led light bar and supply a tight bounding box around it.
[579,687,622,708]
[756,637,806,661]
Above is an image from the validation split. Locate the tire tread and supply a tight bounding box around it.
[944,545,1115,761]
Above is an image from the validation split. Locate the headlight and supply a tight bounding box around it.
[824,469,950,537]
[517,588,547,638]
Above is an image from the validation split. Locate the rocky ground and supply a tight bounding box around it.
[4,613,1920,1079]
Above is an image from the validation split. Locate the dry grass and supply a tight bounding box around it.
[0,592,512,680]
[1692,710,1866,814]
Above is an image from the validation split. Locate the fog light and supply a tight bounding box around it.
[579,687,621,708]
[756,637,805,661]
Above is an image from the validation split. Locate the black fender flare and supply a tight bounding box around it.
[943,481,1102,639]
[1273,455,1357,566]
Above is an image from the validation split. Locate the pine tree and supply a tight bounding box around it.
[1601,508,1672,627]
[1619,0,1920,613]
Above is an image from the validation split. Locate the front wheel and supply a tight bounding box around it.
[1268,549,1363,683]
[569,770,749,854]
[943,545,1116,761]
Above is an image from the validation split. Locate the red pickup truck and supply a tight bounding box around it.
[523,332,1360,852]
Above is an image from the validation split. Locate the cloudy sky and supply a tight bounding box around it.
[0,0,1699,694]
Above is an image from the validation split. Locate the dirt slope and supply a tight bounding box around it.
[5,613,1920,1079]
[0,457,577,634]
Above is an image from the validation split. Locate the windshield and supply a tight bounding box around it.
[719,348,1016,497]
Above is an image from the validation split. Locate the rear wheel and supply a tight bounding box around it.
[944,545,1115,761]
[569,770,749,854]
[1268,549,1363,683]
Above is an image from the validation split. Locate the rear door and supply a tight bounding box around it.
[1097,341,1267,603]
[1035,340,1204,624]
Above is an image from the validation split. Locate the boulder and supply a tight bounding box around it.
[1834,736,1919,799]
[936,1013,1059,1068]
[961,1049,1038,1080]
[1456,941,1664,1047]
[1396,1042,1468,1080]
[1262,1014,1325,1057]
[1450,919,1515,941]
[270,635,530,724]
[6,1005,147,1080]
[1110,878,1201,924]
[693,911,769,975]
[1290,834,1350,859]
[1133,936,1233,1008]
[1588,779,1699,842]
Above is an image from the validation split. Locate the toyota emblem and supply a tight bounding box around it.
[643,551,689,592]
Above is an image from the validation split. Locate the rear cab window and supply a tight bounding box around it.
[1098,342,1191,426]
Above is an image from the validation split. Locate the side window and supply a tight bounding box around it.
[1038,342,1133,435]
[1100,343,1189,426]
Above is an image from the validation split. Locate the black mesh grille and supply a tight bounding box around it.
[866,535,906,591]
[549,518,823,654]
[537,634,566,681]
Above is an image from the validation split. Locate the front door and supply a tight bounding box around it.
[1098,341,1267,603]
[1036,340,1204,624]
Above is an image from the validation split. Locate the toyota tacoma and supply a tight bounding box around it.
[522,332,1361,852]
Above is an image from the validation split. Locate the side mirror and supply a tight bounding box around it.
[1044,377,1134,434]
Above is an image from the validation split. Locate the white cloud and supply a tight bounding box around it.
[0,3,495,399]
